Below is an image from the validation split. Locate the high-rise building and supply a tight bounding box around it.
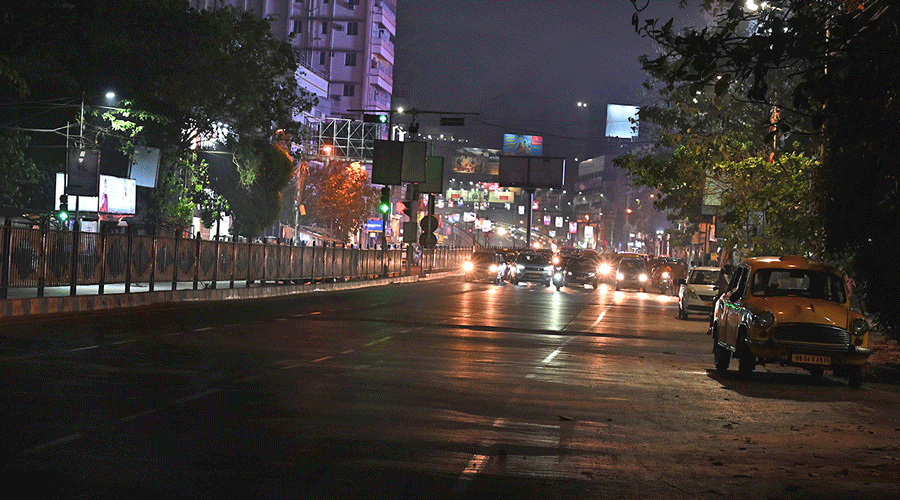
[190,0,395,120]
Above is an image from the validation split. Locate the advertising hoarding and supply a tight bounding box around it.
[449,147,499,176]
[57,173,135,215]
[606,104,640,139]
[502,134,543,156]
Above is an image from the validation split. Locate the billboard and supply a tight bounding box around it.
[65,149,101,196]
[502,134,543,156]
[498,156,565,189]
[606,104,639,139]
[449,147,499,176]
[56,174,135,215]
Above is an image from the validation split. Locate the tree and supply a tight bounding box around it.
[630,0,900,338]
[302,160,378,243]
[0,0,316,234]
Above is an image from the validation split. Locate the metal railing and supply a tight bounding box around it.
[0,220,471,299]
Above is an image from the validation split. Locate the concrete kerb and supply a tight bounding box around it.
[0,271,459,320]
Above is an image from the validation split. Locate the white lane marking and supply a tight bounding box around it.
[453,418,506,496]
[312,356,332,363]
[120,408,162,422]
[28,433,83,454]
[363,336,392,347]
[590,310,607,328]
[173,388,220,404]
[542,346,563,364]
[162,332,184,337]
[70,345,99,352]
[111,339,139,345]
[194,327,213,332]
[341,349,355,354]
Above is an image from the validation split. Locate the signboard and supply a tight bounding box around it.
[365,219,385,232]
[372,140,427,185]
[606,104,640,139]
[498,156,565,189]
[65,149,101,196]
[502,134,543,156]
[130,146,161,188]
[99,175,136,214]
[450,147,499,175]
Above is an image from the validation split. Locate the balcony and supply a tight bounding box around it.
[373,1,396,34]
[369,59,393,91]
[371,34,394,63]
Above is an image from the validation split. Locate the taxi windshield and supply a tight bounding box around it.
[689,270,719,285]
[751,268,846,303]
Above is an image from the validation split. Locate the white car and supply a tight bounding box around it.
[678,266,721,319]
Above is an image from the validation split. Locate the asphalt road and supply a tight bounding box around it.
[1,277,899,499]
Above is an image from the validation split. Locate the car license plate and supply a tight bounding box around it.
[792,354,830,365]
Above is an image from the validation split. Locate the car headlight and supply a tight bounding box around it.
[687,288,698,299]
[850,318,869,336]
[489,264,498,272]
[638,273,648,282]
[554,272,563,280]
[661,271,670,279]
[756,311,775,328]
[552,256,560,265]
[463,261,474,272]
[599,263,611,274]
[616,272,624,280]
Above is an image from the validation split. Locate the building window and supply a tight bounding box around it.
[343,84,355,97]
[319,51,326,65]
[348,0,359,8]
[291,19,302,34]
[321,21,327,34]
[344,52,356,66]
[346,22,358,35]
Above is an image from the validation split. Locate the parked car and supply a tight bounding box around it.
[615,258,649,292]
[710,255,872,387]
[509,252,553,287]
[677,266,720,319]
[462,251,505,284]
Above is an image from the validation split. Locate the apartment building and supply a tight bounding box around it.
[190,0,395,119]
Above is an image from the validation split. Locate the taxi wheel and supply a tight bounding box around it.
[848,365,864,388]
[737,340,755,379]
[713,340,730,373]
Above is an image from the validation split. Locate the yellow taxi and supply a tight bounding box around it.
[710,256,871,387]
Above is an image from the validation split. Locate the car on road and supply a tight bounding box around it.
[509,252,553,287]
[462,251,505,284]
[556,255,600,290]
[615,257,649,292]
[710,255,872,387]
[677,266,720,319]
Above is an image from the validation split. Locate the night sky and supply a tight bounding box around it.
[393,0,705,159]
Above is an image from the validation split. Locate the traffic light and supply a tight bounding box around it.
[58,194,69,222]
[363,114,388,124]
[379,187,391,214]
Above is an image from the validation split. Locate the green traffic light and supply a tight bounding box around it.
[379,202,390,214]
[379,114,388,123]
[58,211,69,221]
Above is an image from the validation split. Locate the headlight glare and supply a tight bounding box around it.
[463,261,473,272]
[638,273,648,282]
[599,263,611,274]
[616,272,624,280]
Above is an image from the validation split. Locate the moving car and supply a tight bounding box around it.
[710,255,872,387]
[615,258,649,292]
[462,251,505,284]
[677,266,720,319]
[509,252,553,287]
[556,255,601,290]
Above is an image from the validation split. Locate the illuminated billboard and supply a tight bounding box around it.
[502,134,543,156]
[449,147,499,176]
[56,174,135,215]
[606,104,639,139]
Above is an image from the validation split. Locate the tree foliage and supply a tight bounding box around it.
[302,161,378,243]
[0,0,316,236]
[630,0,900,338]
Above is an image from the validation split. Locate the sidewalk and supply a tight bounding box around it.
[0,266,448,320]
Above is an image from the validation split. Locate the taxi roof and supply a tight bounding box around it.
[739,255,843,275]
